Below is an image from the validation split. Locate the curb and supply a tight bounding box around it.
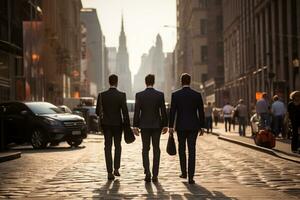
[211,132,300,164]
[0,152,21,163]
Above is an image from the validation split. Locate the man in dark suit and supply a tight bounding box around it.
[169,73,205,184]
[96,74,130,180]
[133,74,168,182]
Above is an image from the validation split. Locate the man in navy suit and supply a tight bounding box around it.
[96,74,130,180]
[133,74,168,182]
[169,73,205,184]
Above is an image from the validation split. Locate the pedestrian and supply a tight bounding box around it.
[287,91,300,153]
[222,102,234,132]
[169,73,205,184]
[204,102,213,133]
[256,92,271,129]
[96,74,130,180]
[213,106,219,127]
[235,99,248,136]
[133,74,168,182]
[271,95,286,137]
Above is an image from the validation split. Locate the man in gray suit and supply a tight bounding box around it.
[96,74,130,180]
[133,74,168,182]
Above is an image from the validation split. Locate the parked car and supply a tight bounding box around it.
[58,105,72,114]
[73,106,99,133]
[0,101,87,149]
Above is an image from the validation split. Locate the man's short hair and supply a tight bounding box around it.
[181,73,191,85]
[273,95,279,101]
[145,74,155,86]
[262,92,267,98]
[109,74,118,86]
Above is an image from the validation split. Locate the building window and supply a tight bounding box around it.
[199,0,208,8]
[216,16,223,33]
[216,42,223,58]
[200,19,207,35]
[201,45,208,63]
[215,0,222,5]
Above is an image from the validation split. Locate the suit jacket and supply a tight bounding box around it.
[96,88,130,127]
[169,87,205,131]
[133,88,168,129]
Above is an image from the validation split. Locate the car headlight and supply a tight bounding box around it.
[43,117,61,126]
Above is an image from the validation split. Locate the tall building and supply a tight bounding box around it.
[0,0,42,102]
[116,17,132,99]
[164,52,175,103]
[80,8,107,97]
[42,0,82,105]
[133,34,165,93]
[221,0,300,109]
[176,0,224,104]
[107,47,117,74]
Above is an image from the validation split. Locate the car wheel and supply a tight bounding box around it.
[31,129,48,149]
[67,138,83,147]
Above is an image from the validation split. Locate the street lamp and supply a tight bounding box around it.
[293,58,299,90]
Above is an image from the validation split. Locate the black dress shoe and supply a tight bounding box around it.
[152,176,158,182]
[107,173,115,180]
[114,169,120,176]
[188,179,195,184]
[144,174,151,182]
[179,174,187,179]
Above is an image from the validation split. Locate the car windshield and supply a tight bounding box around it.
[25,102,64,115]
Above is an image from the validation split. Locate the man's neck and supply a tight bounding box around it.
[110,86,117,89]
[182,85,190,88]
[147,85,153,88]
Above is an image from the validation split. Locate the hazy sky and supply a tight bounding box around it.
[81,0,177,76]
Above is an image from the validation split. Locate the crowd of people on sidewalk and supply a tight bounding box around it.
[203,91,300,153]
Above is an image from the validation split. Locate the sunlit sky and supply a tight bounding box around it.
[81,0,177,76]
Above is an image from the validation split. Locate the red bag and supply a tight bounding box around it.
[254,129,276,148]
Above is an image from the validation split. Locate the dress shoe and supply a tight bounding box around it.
[107,173,115,180]
[114,169,120,176]
[188,179,195,184]
[179,174,187,179]
[144,174,151,182]
[152,176,158,182]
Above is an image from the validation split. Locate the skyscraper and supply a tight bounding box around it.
[116,17,132,99]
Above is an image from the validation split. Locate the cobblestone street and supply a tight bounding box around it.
[1,134,300,199]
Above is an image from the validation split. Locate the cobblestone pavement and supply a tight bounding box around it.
[0,134,300,199]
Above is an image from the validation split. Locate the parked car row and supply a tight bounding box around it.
[0,101,87,149]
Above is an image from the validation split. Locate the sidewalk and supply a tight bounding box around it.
[211,123,300,164]
[0,151,21,163]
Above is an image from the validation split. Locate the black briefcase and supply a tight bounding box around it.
[124,125,135,144]
[166,134,176,156]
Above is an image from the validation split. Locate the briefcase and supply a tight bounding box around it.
[166,134,176,156]
[124,125,135,144]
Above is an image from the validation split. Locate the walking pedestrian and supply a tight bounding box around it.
[256,92,271,129]
[271,95,286,137]
[204,102,213,133]
[96,74,130,180]
[222,102,234,132]
[133,74,168,182]
[213,106,219,127]
[169,73,205,184]
[287,91,300,153]
[235,99,248,136]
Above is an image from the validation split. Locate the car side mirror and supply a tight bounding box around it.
[20,110,28,115]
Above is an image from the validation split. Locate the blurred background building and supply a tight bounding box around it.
[80,8,108,98]
[176,0,224,106]
[116,18,133,99]
[221,0,300,110]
